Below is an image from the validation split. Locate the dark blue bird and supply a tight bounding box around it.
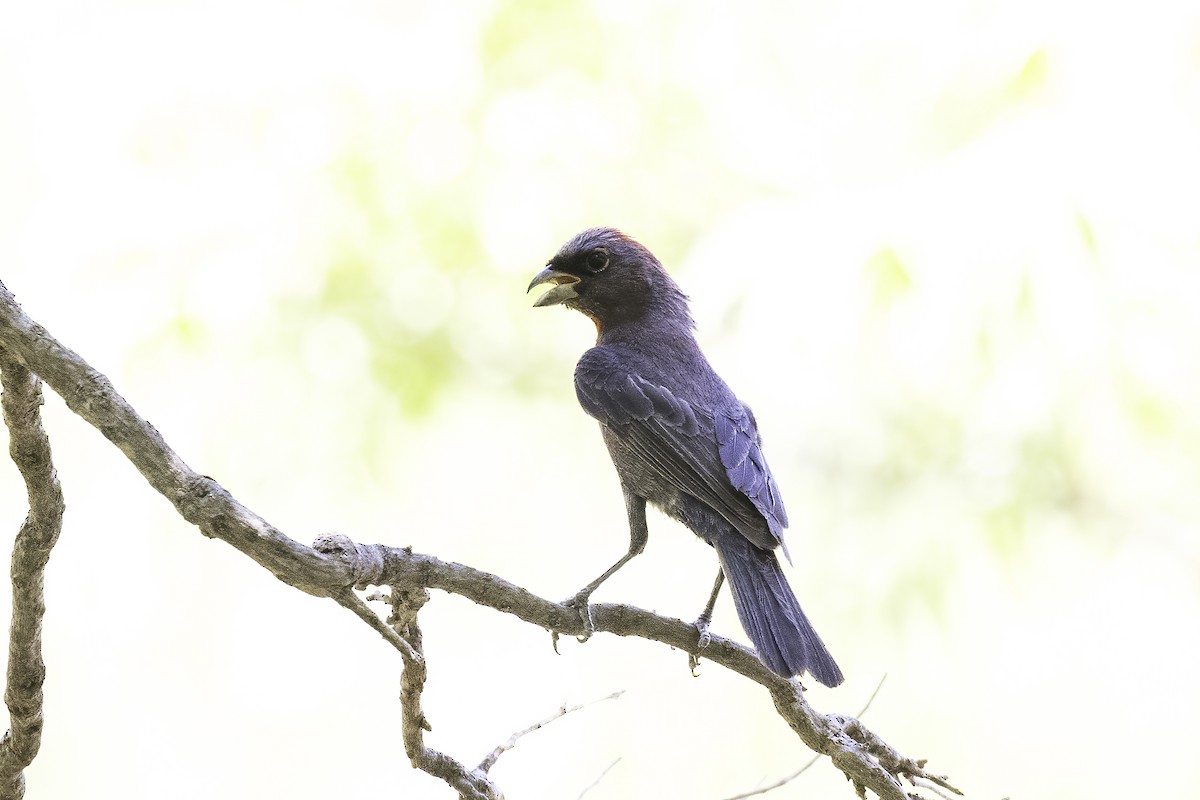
[528,227,843,687]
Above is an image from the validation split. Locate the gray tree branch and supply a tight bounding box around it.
[387,585,504,800]
[0,282,352,598]
[0,279,960,800]
[0,352,65,800]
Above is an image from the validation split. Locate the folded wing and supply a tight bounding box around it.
[575,348,788,552]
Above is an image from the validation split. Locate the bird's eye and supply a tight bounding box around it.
[586,248,609,273]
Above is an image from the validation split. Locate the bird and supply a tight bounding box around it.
[527,227,843,687]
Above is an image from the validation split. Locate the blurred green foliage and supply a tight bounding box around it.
[926,48,1050,152]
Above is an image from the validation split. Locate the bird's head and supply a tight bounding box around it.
[527,227,691,332]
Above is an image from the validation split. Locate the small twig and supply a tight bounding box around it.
[577,756,622,799]
[858,674,888,717]
[331,587,419,661]
[722,675,888,800]
[0,354,66,800]
[911,777,958,800]
[478,690,625,774]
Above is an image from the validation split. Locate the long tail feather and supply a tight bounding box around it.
[713,534,843,687]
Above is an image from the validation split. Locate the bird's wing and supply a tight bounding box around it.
[575,348,784,551]
[715,403,789,533]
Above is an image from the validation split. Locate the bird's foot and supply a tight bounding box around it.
[688,612,714,676]
[694,613,713,650]
[560,589,596,642]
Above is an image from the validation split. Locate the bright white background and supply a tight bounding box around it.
[1,1,1199,797]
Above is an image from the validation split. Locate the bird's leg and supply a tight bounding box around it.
[688,569,725,675]
[561,490,648,642]
[694,569,725,649]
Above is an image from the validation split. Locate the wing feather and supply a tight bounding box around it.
[717,406,789,534]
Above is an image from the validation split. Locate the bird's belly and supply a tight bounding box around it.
[600,427,698,533]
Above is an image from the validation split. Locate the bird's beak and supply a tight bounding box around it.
[527,268,580,307]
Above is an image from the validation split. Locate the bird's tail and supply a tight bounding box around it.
[713,534,843,687]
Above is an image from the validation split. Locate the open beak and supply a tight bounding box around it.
[527,268,580,307]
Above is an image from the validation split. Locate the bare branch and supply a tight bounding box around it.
[327,540,957,799]
[0,354,65,799]
[824,714,963,799]
[389,587,503,800]
[0,281,959,800]
[477,690,624,775]
[0,280,354,599]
